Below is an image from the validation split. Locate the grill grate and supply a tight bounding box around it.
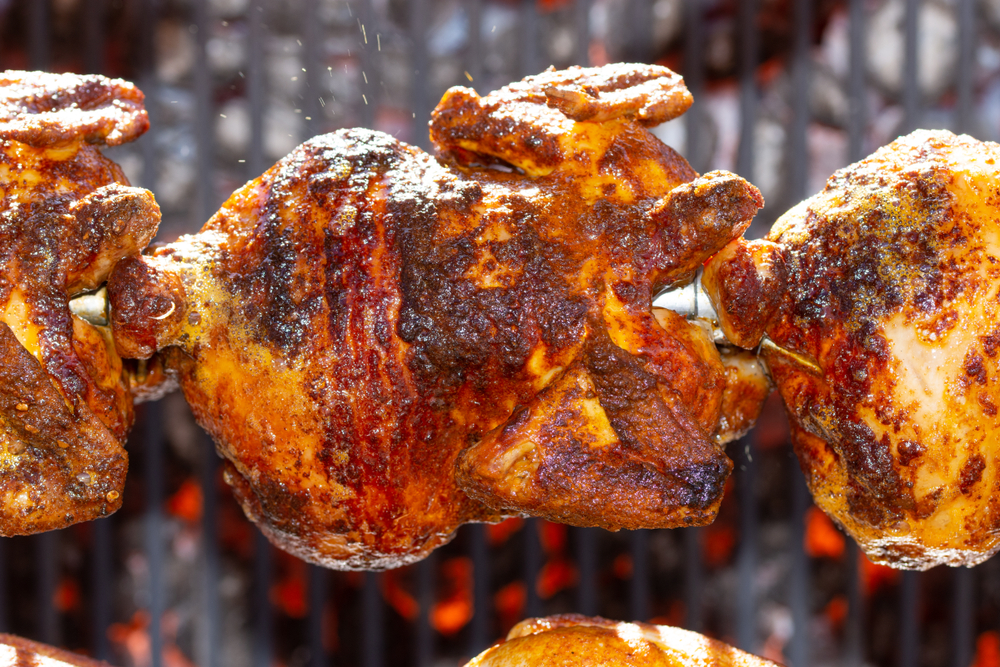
[0,1,996,665]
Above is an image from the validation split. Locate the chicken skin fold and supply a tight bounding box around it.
[464,614,779,667]
[705,129,1000,569]
[0,71,159,535]
[108,64,764,570]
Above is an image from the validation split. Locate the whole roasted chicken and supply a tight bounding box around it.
[464,615,778,667]
[109,64,765,569]
[0,71,158,535]
[705,130,1000,569]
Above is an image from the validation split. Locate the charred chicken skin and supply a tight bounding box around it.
[0,71,158,535]
[464,614,779,667]
[109,64,763,569]
[705,130,1000,569]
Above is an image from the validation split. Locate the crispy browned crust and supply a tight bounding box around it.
[0,633,115,666]
[109,65,762,569]
[0,324,125,534]
[0,70,148,146]
[745,130,1000,569]
[465,614,781,667]
[0,73,158,535]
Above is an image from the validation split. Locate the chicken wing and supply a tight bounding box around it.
[108,64,762,569]
[705,129,1000,569]
[0,71,159,535]
[464,615,779,667]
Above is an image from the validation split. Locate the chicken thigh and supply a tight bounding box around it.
[109,65,763,569]
[705,129,1000,569]
[0,71,158,534]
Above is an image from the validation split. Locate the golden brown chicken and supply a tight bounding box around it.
[108,64,764,569]
[0,71,159,535]
[464,615,779,667]
[0,633,115,667]
[705,129,1000,570]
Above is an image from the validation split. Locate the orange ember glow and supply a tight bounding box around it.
[824,595,848,629]
[53,576,81,613]
[612,553,633,579]
[860,551,899,596]
[805,506,845,559]
[974,631,1000,667]
[382,569,420,621]
[271,573,308,618]
[539,520,568,553]
[703,523,736,567]
[487,517,524,546]
[536,558,577,599]
[431,557,473,635]
[165,479,203,523]
[495,581,526,633]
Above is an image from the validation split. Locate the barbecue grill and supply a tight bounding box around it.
[0,1,995,666]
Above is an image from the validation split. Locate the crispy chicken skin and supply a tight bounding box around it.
[463,615,779,667]
[109,64,762,569]
[705,130,1000,569]
[0,71,158,535]
[0,633,114,667]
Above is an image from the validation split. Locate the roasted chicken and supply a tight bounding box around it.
[0,71,158,535]
[108,64,764,569]
[705,129,1000,569]
[0,633,114,667]
[464,615,779,667]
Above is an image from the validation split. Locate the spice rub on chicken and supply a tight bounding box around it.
[0,71,159,535]
[108,64,764,570]
[705,130,1000,570]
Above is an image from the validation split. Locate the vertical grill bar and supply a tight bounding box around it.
[902,0,920,132]
[576,527,598,616]
[37,531,58,645]
[574,0,591,67]
[630,530,649,621]
[308,566,328,667]
[199,440,221,667]
[410,0,431,148]
[735,0,758,182]
[787,0,812,597]
[626,0,653,63]
[899,571,920,667]
[467,0,483,94]
[246,5,273,666]
[303,0,321,137]
[956,0,975,133]
[470,524,492,655]
[29,0,49,70]
[84,0,105,73]
[416,552,436,667]
[92,517,113,660]
[192,3,221,665]
[520,0,539,79]
[735,438,757,652]
[682,0,705,172]
[844,541,864,667]
[0,539,6,632]
[683,529,702,632]
[143,405,166,667]
[363,571,384,667]
[524,519,542,618]
[952,568,974,667]
[358,0,376,128]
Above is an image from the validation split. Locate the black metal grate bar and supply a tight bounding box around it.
[410,0,432,148]
[363,571,384,667]
[520,0,539,80]
[735,0,759,182]
[142,405,166,667]
[574,0,591,67]
[844,540,864,667]
[576,527,598,616]
[416,552,436,667]
[524,518,542,619]
[37,531,58,645]
[252,532,273,667]
[957,0,976,133]
[29,0,48,71]
[199,436,222,667]
[84,0,105,74]
[358,0,377,129]
[309,565,328,667]
[735,437,758,652]
[952,568,975,667]
[903,0,920,132]
[303,0,322,138]
[629,530,649,621]
[682,0,706,173]
[900,570,921,667]
[470,523,492,656]
[91,517,114,661]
